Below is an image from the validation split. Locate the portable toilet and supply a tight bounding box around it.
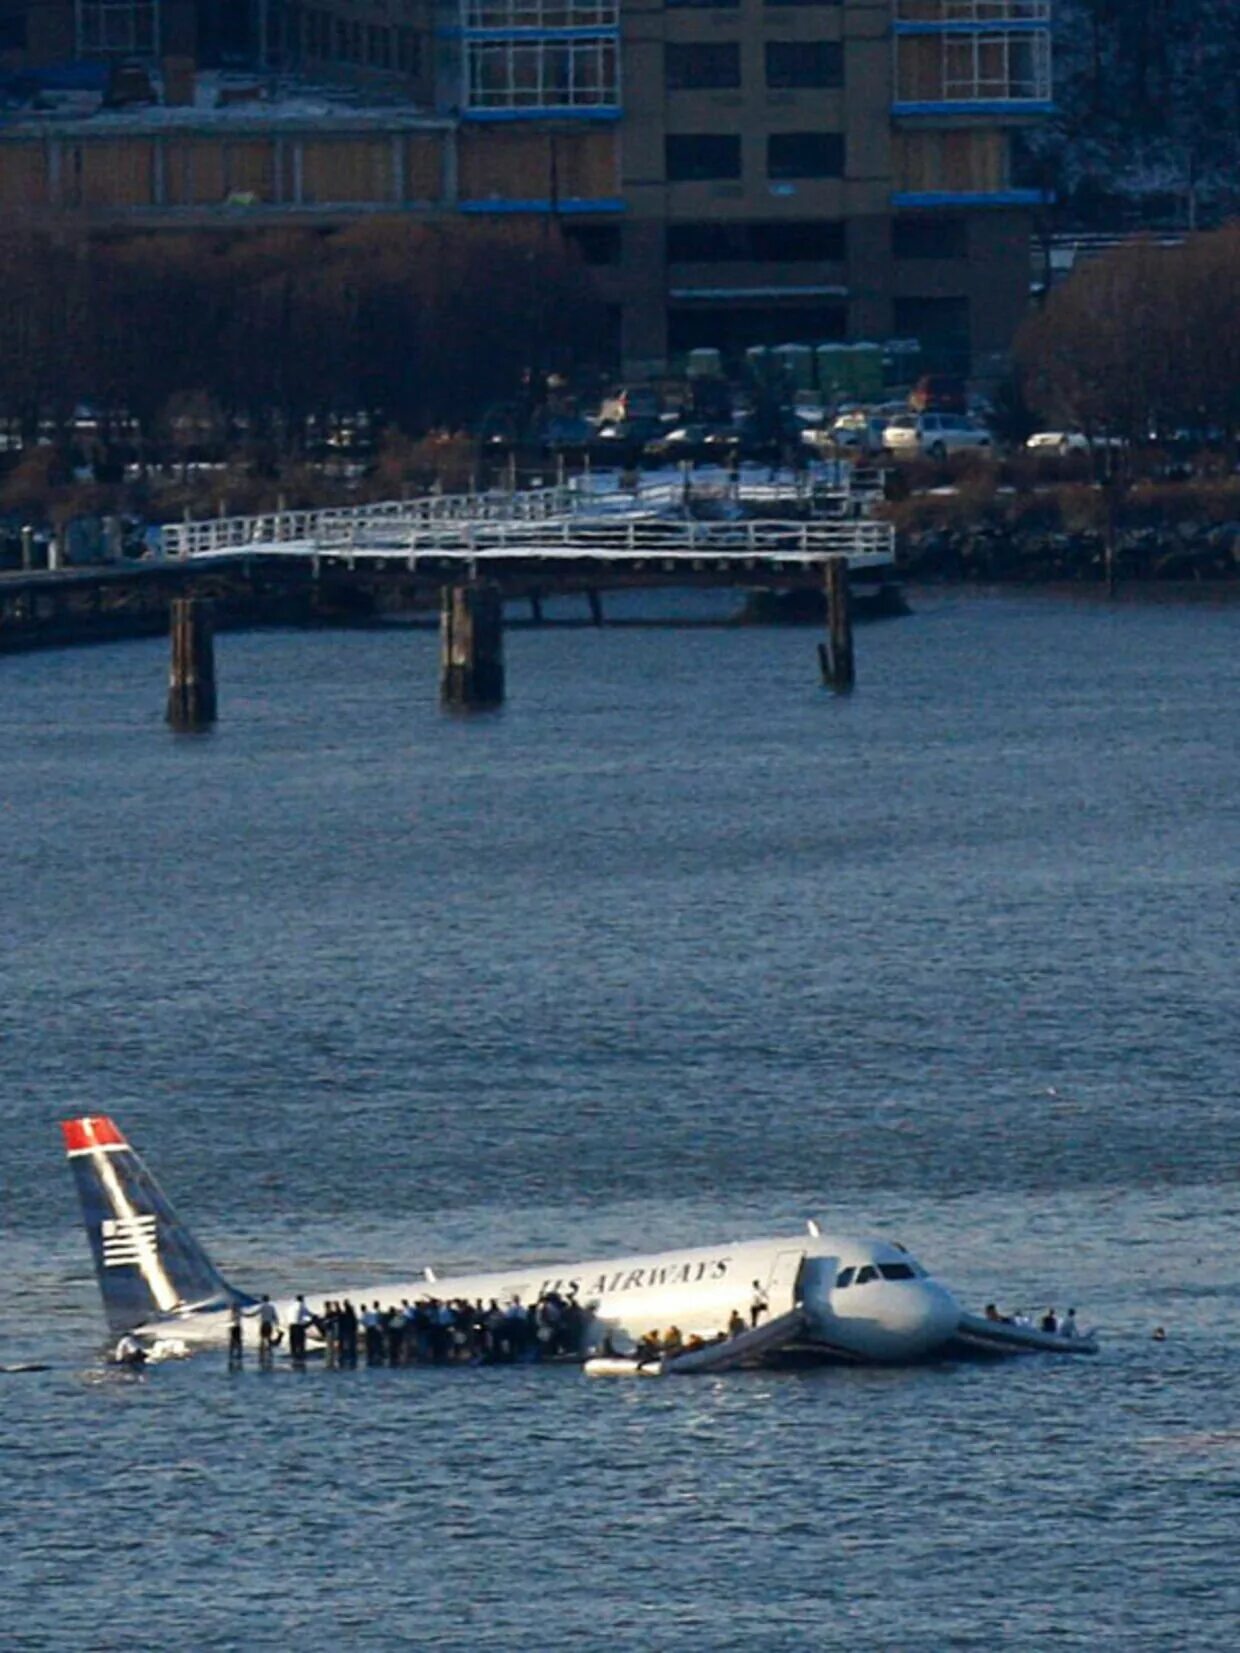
[687,347,723,379]
[816,342,851,401]
[850,342,884,400]
[883,337,923,389]
[773,342,815,391]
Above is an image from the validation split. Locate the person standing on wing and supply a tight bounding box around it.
[750,1280,769,1328]
[257,1294,280,1365]
[289,1295,315,1364]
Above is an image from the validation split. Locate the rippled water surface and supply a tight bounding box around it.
[2,590,1238,1649]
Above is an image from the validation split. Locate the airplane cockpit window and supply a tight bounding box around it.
[855,1265,878,1284]
[879,1263,916,1281]
[835,1266,855,1289]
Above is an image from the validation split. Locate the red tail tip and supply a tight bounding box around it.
[61,1116,127,1153]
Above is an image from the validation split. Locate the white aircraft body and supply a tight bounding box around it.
[61,1114,1080,1365]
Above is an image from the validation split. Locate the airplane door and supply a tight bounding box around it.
[766,1249,806,1316]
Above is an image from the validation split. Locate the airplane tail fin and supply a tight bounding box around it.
[61,1116,249,1334]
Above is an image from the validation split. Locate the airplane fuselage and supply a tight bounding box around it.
[137,1231,963,1363]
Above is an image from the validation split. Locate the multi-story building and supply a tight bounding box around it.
[0,0,1051,380]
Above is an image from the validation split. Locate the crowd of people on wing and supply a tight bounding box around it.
[983,1303,1080,1338]
[232,1287,592,1368]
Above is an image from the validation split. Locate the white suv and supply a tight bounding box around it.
[882,412,994,460]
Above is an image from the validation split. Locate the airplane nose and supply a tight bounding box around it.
[918,1282,962,1352]
[882,1281,960,1354]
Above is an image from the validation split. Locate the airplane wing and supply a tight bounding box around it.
[951,1310,1099,1356]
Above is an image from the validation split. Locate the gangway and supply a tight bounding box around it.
[159,464,874,562]
[173,515,895,568]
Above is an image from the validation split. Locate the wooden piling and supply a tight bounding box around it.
[166,597,217,729]
[20,525,33,571]
[587,589,604,627]
[818,558,855,692]
[440,582,504,708]
[529,590,544,625]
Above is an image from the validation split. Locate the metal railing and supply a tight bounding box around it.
[162,487,579,559]
[160,469,872,560]
[181,514,895,565]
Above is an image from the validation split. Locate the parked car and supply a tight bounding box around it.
[1025,430,1126,457]
[827,411,889,454]
[882,411,994,460]
[643,423,738,464]
[1025,430,1089,456]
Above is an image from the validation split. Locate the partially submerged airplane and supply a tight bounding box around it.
[62,1115,1095,1365]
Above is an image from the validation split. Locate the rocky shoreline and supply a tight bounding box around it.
[897,521,1240,585]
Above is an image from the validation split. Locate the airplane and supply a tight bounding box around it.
[61,1115,1092,1365]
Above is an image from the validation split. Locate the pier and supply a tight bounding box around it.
[0,474,895,702]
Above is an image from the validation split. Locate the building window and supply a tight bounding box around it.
[667,219,845,262]
[667,0,739,9]
[765,41,842,88]
[564,224,622,265]
[466,37,618,107]
[396,27,419,73]
[766,132,843,179]
[765,0,841,7]
[892,216,967,260]
[893,295,970,372]
[76,0,158,54]
[665,134,742,182]
[665,42,740,91]
[368,25,392,67]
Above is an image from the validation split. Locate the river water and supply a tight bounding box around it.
[1,589,1238,1650]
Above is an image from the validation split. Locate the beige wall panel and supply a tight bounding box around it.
[559,131,617,198]
[406,135,443,201]
[459,129,545,199]
[301,138,388,203]
[163,140,221,205]
[80,141,154,208]
[457,129,614,202]
[897,129,1005,193]
[221,141,275,200]
[0,144,48,208]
